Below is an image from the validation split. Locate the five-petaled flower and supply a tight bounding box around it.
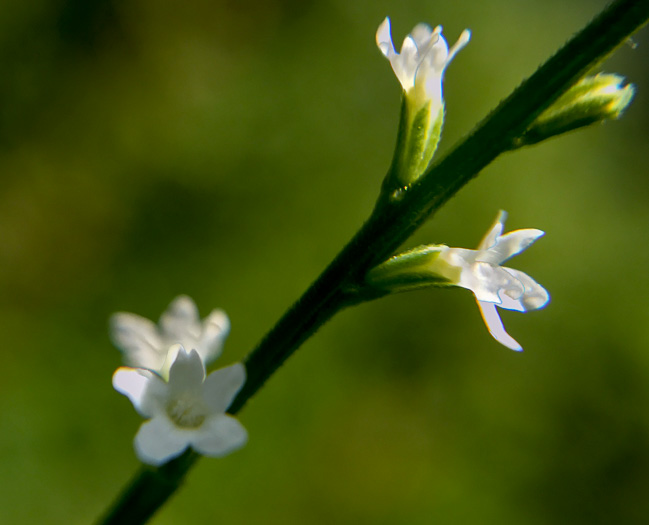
[110,295,230,377]
[113,346,247,466]
[439,211,549,351]
[376,17,471,113]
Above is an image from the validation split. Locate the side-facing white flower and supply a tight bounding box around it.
[110,295,230,376]
[113,346,247,466]
[365,211,549,351]
[376,17,471,112]
[375,17,471,189]
[439,211,549,351]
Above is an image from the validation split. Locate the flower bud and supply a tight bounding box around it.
[515,73,634,147]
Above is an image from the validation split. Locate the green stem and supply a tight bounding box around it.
[97,451,199,525]
[237,0,649,411]
[97,1,649,523]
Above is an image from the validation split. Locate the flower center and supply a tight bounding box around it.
[166,395,206,429]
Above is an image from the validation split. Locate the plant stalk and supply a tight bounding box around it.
[98,1,649,523]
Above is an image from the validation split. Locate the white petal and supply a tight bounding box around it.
[113,367,157,417]
[478,229,545,265]
[157,344,185,380]
[409,23,434,49]
[159,295,201,342]
[131,351,166,373]
[196,309,230,364]
[202,363,246,413]
[376,17,418,91]
[191,414,248,457]
[134,417,191,466]
[417,60,443,105]
[477,210,507,251]
[109,313,164,369]
[414,26,442,99]
[168,348,205,394]
[399,33,418,57]
[376,17,395,58]
[427,26,449,70]
[442,246,479,267]
[113,367,168,417]
[477,300,523,351]
[494,289,526,312]
[445,29,471,66]
[459,262,525,304]
[501,268,550,311]
[393,37,418,90]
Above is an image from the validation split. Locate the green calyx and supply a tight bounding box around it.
[364,244,459,295]
[381,93,445,200]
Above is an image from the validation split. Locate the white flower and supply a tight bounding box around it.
[365,212,548,350]
[439,211,549,351]
[376,17,471,111]
[113,346,247,466]
[110,295,230,376]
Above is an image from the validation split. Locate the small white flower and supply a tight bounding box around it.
[439,211,549,351]
[113,346,247,466]
[110,295,230,376]
[376,17,471,111]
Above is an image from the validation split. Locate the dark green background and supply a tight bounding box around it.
[1,0,649,523]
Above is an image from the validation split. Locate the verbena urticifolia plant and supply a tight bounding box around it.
[99,1,649,523]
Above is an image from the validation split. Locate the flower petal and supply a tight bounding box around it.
[376,17,417,92]
[196,309,230,363]
[477,300,523,351]
[376,17,395,58]
[202,363,246,413]
[501,268,550,311]
[157,344,186,381]
[114,367,169,417]
[109,313,165,369]
[396,36,420,88]
[477,210,507,251]
[478,229,545,265]
[191,414,248,457]
[446,29,472,65]
[426,25,448,69]
[167,348,206,395]
[410,23,435,49]
[159,295,201,342]
[134,417,191,466]
[458,262,525,305]
[112,367,160,417]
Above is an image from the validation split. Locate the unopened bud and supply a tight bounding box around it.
[514,73,634,148]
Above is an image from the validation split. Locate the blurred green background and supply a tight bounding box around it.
[2,0,649,523]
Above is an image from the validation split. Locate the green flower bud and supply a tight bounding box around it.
[365,244,458,293]
[514,73,635,148]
